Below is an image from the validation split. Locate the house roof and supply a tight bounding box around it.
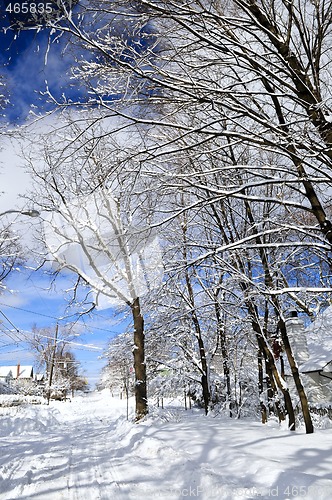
[301,307,332,373]
[300,345,332,373]
[0,366,34,379]
[306,306,332,336]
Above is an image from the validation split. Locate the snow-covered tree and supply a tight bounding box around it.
[28,324,87,398]
[26,120,163,420]
[101,332,134,398]
[21,1,332,430]
[0,221,22,293]
[46,1,332,239]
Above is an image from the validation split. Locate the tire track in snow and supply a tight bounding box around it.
[64,414,124,500]
[0,394,130,499]
[0,454,26,499]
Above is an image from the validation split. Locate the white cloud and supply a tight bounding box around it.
[0,136,32,213]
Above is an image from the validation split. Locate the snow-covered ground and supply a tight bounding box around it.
[1,392,332,499]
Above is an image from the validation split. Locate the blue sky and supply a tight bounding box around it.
[0,4,126,387]
[0,263,128,387]
[0,5,82,123]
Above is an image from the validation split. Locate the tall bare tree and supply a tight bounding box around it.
[26,121,162,420]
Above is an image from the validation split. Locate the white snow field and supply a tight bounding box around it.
[1,392,332,500]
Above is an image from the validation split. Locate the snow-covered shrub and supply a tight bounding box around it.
[0,394,45,407]
[0,381,19,395]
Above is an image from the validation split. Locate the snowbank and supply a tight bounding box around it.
[0,394,45,408]
[1,392,332,499]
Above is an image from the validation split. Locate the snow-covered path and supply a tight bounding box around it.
[0,393,125,499]
[1,392,332,499]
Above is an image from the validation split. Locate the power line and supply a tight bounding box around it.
[0,302,121,334]
[0,302,74,321]
[0,319,24,345]
[0,309,20,332]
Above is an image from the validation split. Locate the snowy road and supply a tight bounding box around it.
[0,393,126,500]
[2,392,332,499]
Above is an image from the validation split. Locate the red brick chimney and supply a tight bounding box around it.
[17,363,20,379]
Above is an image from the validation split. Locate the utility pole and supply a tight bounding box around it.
[47,323,59,405]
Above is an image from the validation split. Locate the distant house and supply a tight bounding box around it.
[286,310,332,404]
[0,364,34,387]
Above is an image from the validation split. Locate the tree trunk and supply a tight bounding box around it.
[215,297,232,416]
[243,201,299,430]
[265,357,286,423]
[197,334,210,415]
[181,214,211,414]
[258,348,267,424]
[131,297,148,421]
[279,320,314,434]
[256,332,295,430]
